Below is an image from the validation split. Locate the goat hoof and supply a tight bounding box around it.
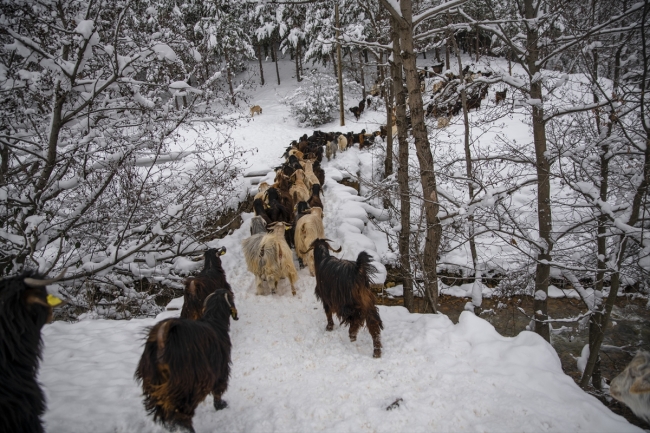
[326,325,333,331]
[214,399,228,411]
[373,350,382,358]
[350,336,357,342]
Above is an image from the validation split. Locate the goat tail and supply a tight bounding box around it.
[355,251,378,284]
[135,320,178,422]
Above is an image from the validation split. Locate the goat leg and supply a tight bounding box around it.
[324,304,334,331]
[348,317,362,342]
[367,315,383,358]
[255,276,265,296]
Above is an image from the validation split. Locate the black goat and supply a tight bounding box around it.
[302,239,383,358]
[358,99,366,114]
[1,271,64,433]
[266,187,293,247]
[313,161,325,186]
[135,289,238,433]
[181,247,230,321]
[349,106,361,121]
[308,184,324,209]
[253,198,272,225]
[265,187,291,224]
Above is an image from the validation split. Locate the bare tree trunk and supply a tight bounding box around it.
[391,26,414,312]
[225,51,236,105]
[394,0,441,314]
[524,0,552,342]
[582,6,650,384]
[445,40,450,70]
[359,50,367,100]
[582,132,650,388]
[382,54,394,177]
[475,27,480,62]
[336,3,345,127]
[257,43,265,85]
[508,49,512,76]
[451,34,480,312]
[273,38,280,85]
[295,41,301,82]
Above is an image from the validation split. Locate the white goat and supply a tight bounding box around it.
[290,169,311,204]
[242,222,298,296]
[337,134,348,152]
[325,140,337,160]
[254,181,270,203]
[610,351,650,422]
[302,160,320,191]
[294,207,325,276]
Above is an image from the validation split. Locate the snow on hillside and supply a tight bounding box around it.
[39,57,641,432]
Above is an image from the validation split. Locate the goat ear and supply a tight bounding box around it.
[219,247,227,256]
[186,280,197,295]
[25,295,50,309]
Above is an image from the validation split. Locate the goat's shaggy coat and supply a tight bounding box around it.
[312,162,325,186]
[295,207,325,276]
[290,169,311,204]
[135,289,237,433]
[302,160,320,191]
[325,140,337,160]
[250,215,268,235]
[181,248,230,320]
[308,184,324,210]
[253,181,270,203]
[242,222,298,296]
[0,272,62,433]
[307,239,383,358]
[253,198,272,225]
[337,134,348,152]
[610,351,650,422]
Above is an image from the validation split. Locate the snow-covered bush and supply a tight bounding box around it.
[0,1,249,320]
[284,71,339,126]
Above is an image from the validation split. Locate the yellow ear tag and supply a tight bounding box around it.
[220,249,226,256]
[47,294,63,307]
[285,226,291,231]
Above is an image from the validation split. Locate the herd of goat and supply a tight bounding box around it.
[0,130,387,433]
[2,80,649,432]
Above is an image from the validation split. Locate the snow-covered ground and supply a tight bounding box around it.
[39,57,642,432]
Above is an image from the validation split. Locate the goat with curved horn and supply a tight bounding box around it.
[24,268,67,288]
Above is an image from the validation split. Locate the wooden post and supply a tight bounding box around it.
[336,2,345,127]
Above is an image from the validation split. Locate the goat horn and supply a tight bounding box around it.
[300,246,314,255]
[322,239,342,253]
[24,268,67,288]
[203,292,216,307]
[223,292,232,308]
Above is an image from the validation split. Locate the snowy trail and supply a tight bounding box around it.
[38,58,642,432]
[40,149,640,433]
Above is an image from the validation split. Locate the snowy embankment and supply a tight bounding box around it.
[38,58,641,432]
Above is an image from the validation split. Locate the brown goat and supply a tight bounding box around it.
[135,289,238,433]
[303,239,383,358]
